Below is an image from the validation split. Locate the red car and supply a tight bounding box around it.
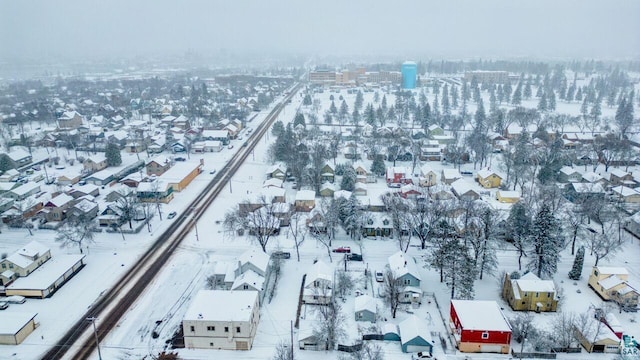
[332,246,351,253]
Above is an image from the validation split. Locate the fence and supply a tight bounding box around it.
[294,274,306,329]
[362,334,384,341]
[337,342,363,353]
[511,349,557,359]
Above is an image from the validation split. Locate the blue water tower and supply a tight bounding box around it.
[401,61,417,89]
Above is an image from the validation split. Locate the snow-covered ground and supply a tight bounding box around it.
[1,78,638,360]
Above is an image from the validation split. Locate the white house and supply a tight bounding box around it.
[182,290,260,350]
[303,260,333,305]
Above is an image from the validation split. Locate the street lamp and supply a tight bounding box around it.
[87,317,102,360]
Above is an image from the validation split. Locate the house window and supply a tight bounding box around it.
[481,332,489,339]
[1,263,5,269]
[594,270,598,276]
[224,327,229,333]
[404,279,410,285]
[547,292,552,297]
[522,302,526,305]
[9,264,13,269]
[535,292,539,298]
[210,342,214,347]
[243,284,249,290]
[236,327,241,333]
[190,326,195,332]
[207,326,215,331]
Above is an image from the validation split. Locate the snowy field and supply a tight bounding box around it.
[1,78,639,360]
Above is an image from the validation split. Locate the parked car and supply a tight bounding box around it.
[332,246,351,253]
[461,171,473,176]
[5,295,25,304]
[272,251,291,259]
[347,253,363,261]
[209,169,216,175]
[174,157,186,162]
[375,271,384,282]
[0,302,8,310]
[167,211,177,219]
[412,351,433,359]
[228,144,234,149]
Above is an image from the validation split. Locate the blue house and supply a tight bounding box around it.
[399,315,434,353]
[354,295,377,323]
[388,251,423,304]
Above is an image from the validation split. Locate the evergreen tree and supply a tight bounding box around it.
[340,165,356,191]
[548,91,556,111]
[497,84,504,103]
[329,100,337,114]
[442,84,450,115]
[537,93,548,112]
[370,155,385,176]
[354,90,364,111]
[303,94,312,106]
[105,142,122,166]
[507,201,531,270]
[568,246,585,280]
[381,95,387,110]
[451,84,459,108]
[442,238,476,299]
[575,87,583,102]
[529,204,563,279]
[473,86,481,104]
[462,82,471,103]
[511,82,522,105]
[503,82,512,103]
[373,91,380,103]
[523,81,532,99]
[536,86,544,98]
[365,104,376,125]
[293,112,306,127]
[566,83,576,102]
[351,108,360,126]
[422,103,431,129]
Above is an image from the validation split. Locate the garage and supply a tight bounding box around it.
[480,344,503,353]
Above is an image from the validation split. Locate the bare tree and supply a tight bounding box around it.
[345,342,385,360]
[380,193,412,252]
[335,270,353,299]
[287,211,307,262]
[551,312,578,349]
[55,215,97,254]
[224,197,281,252]
[272,340,294,360]
[381,269,402,318]
[587,223,622,266]
[510,312,536,355]
[313,301,346,351]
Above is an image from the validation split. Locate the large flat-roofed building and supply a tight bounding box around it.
[464,71,509,84]
[0,312,38,345]
[309,70,337,85]
[5,254,85,298]
[182,290,260,350]
[401,61,417,89]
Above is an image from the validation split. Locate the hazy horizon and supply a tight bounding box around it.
[2,0,639,68]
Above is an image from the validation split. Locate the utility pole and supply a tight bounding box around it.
[290,320,294,360]
[87,317,102,360]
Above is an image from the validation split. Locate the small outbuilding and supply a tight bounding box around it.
[399,315,434,353]
[0,312,38,345]
[354,295,377,322]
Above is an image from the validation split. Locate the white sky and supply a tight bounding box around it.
[1,0,639,62]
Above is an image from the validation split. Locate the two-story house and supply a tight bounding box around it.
[182,290,260,350]
[588,266,639,309]
[502,272,558,312]
[388,251,422,304]
[303,260,333,305]
[0,241,51,285]
[146,155,172,176]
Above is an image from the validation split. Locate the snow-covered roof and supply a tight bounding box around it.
[571,182,604,193]
[515,272,556,293]
[582,172,604,183]
[9,182,40,196]
[238,248,270,275]
[596,266,628,276]
[497,190,520,198]
[6,148,31,161]
[7,255,84,290]
[183,290,258,322]
[399,315,432,345]
[85,153,107,164]
[598,275,625,290]
[0,312,38,335]
[578,312,620,344]
[610,168,630,179]
[451,300,511,332]
[5,241,49,269]
[147,155,170,166]
[161,162,201,182]
[442,168,461,179]
[560,166,581,176]
[333,190,352,199]
[232,269,265,291]
[136,180,170,192]
[295,190,316,201]
[306,260,333,285]
[477,168,500,179]
[354,294,377,314]
[451,179,478,196]
[388,251,421,281]
[47,193,74,208]
[611,186,639,197]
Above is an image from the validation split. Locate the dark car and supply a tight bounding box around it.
[332,246,351,253]
[174,157,186,162]
[167,211,177,219]
[272,251,291,259]
[347,253,363,261]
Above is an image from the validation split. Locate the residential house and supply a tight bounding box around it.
[4,183,41,201]
[0,149,32,170]
[57,111,83,129]
[320,163,335,183]
[303,260,333,305]
[85,169,115,186]
[574,309,621,353]
[353,182,367,196]
[236,249,270,278]
[441,168,461,185]
[362,212,393,237]
[136,180,174,203]
[295,190,316,212]
[624,211,640,239]
[354,295,377,323]
[588,266,639,309]
[68,199,99,220]
[476,169,502,188]
[558,166,582,183]
[582,172,608,187]
[428,124,444,136]
[319,183,335,197]
[146,155,172,176]
[451,179,480,201]
[182,290,260,350]
[0,169,20,182]
[609,168,634,186]
[83,154,108,172]
[496,191,520,204]
[42,193,75,222]
[388,251,422,304]
[386,166,412,185]
[420,141,443,161]
[192,141,222,153]
[98,203,123,227]
[611,186,640,203]
[202,130,230,145]
[56,173,81,186]
[564,182,605,203]
[0,313,38,345]
[419,166,438,187]
[265,164,286,180]
[502,272,558,312]
[0,241,51,284]
[67,184,100,199]
[449,300,512,354]
[399,315,434,353]
[298,320,325,351]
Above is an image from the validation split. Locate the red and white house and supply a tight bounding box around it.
[449,300,512,354]
[385,166,413,185]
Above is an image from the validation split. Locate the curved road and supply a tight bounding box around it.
[42,82,302,360]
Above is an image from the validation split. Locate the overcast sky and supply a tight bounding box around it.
[1,0,639,63]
